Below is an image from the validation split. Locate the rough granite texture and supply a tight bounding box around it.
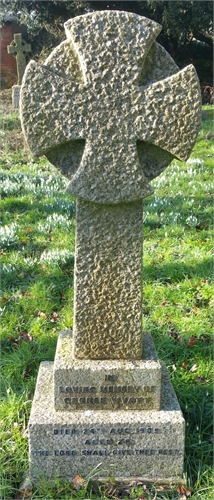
[54,331,161,411]
[20,10,201,205]
[74,199,143,359]
[29,362,185,483]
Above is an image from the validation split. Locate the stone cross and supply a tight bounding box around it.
[22,12,202,482]
[20,11,201,360]
[7,33,31,85]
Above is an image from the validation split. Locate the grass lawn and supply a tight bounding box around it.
[0,89,213,499]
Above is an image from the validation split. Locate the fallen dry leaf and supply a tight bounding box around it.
[177,484,191,497]
[73,475,86,490]
[167,328,182,342]
[182,362,187,370]
[20,332,33,342]
[127,480,137,487]
[65,269,73,275]
[188,336,197,347]
[199,334,211,345]
[50,312,60,323]
[103,481,116,496]
[15,488,32,499]
[24,365,33,376]
[38,311,47,318]
[1,297,8,303]
[192,306,199,313]
[196,221,208,230]
[7,336,19,345]
[52,313,58,318]
[194,375,205,384]
[161,300,167,306]
[189,363,198,372]
[156,485,171,491]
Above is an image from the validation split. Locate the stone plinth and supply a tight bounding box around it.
[54,331,161,411]
[29,362,185,484]
[12,85,21,108]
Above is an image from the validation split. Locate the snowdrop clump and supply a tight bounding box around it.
[0,171,67,197]
[0,223,18,247]
[185,215,198,228]
[37,213,72,233]
[39,249,74,266]
[186,157,205,170]
[44,199,76,217]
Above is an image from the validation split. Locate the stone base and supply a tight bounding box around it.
[54,331,161,411]
[29,362,185,484]
[12,85,21,108]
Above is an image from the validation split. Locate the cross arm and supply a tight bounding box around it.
[20,60,88,156]
[21,42,31,54]
[65,11,162,86]
[7,44,17,55]
[7,34,31,55]
[134,65,201,161]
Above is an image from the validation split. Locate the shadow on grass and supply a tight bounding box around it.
[1,261,74,292]
[143,257,213,282]
[1,196,75,218]
[180,383,213,487]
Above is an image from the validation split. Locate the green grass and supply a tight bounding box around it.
[0,97,213,499]
[202,104,213,111]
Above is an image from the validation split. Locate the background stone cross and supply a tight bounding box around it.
[21,11,201,359]
[7,33,31,86]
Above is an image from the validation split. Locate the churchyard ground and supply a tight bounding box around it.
[0,89,213,499]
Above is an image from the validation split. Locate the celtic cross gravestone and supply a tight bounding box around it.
[20,10,201,483]
[7,33,31,85]
[7,33,31,107]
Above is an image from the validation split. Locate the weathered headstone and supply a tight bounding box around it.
[20,11,201,484]
[7,33,31,107]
